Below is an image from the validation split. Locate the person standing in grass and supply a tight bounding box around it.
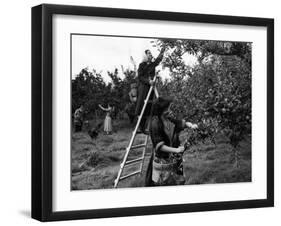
[73,105,85,132]
[99,104,113,135]
[145,97,198,186]
[126,82,138,124]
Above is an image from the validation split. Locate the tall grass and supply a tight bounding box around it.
[72,120,251,190]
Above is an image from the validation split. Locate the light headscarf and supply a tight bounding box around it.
[141,49,150,63]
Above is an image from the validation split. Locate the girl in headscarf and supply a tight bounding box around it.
[99,104,113,135]
[145,97,198,186]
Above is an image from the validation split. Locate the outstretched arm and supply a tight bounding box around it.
[171,118,198,132]
[153,46,166,66]
[160,145,184,154]
[185,121,198,129]
[98,104,107,111]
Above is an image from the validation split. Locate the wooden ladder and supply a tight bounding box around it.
[114,77,159,188]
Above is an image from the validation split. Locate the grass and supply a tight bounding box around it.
[183,133,251,184]
[71,119,251,190]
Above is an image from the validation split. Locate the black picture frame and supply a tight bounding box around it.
[32,3,274,222]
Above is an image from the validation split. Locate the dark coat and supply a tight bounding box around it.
[145,115,185,186]
[135,55,163,116]
[150,116,185,161]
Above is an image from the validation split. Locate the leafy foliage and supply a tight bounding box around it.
[72,67,137,119]
[156,39,252,149]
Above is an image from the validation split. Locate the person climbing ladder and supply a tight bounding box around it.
[135,47,166,134]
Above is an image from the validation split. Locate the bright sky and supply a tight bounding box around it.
[71,35,197,83]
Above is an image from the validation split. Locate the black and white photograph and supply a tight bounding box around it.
[71,34,252,190]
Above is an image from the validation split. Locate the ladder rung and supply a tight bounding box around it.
[125,157,143,165]
[120,170,141,181]
[131,143,146,149]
